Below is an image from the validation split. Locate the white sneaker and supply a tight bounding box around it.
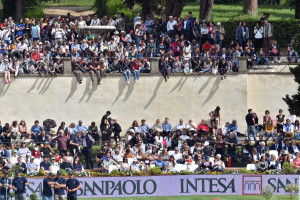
[126,81,129,85]
[271,61,274,64]
[278,59,281,63]
[135,80,138,83]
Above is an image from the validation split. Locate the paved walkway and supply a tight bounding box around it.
[44,6,94,17]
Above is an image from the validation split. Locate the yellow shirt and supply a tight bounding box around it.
[265,124,274,132]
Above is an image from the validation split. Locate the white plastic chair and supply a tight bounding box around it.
[187,164,198,172]
[52,166,60,174]
[269,150,278,159]
[246,164,257,171]
[109,165,118,173]
[127,158,133,166]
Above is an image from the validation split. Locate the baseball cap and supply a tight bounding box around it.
[51,157,55,160]
[12,150,17,153]
[30,156,35,159]
[57,170,62,175]
[68,171,74,175]
[48,172,54,176]
[3,170,8,174]
[15,169,20,174]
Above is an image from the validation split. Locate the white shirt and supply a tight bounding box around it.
[131,163,140,171]
[283,123,294,133]
[254,27,263,39]
[78,21,86,27]
[186,123,196,131]
[16,43,28,52]
[201,27,208,35]
[176,124,185,130]
[164,137,172,148]
[180,135,190,141]
[172,152,182,160]
[287,115,296,123]
[90,19,100,26]
[167,20,178,31]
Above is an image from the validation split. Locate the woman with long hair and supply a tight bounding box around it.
[209,106,221,134]
[73,156,83,171]
[265,118,275,142]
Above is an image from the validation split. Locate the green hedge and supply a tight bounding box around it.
[220,19,300,48]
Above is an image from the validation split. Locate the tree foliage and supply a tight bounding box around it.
[283,64,300,117]
[93,0,108,17]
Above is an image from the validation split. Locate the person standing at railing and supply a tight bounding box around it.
[263,19,273,51]
[288,39,299,63]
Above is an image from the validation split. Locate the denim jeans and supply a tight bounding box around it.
[201,67,211,73]
[265,131,275,142]
[248,125,257,142]
[123,70,130,81]
[133,70,140,80]
[43,196,53,200]
[15,193,26,200]
[0,195,10,200]
[243,153,249,164]
[289,52,299,63]
[256,57,269,66]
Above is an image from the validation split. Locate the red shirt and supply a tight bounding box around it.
[132,61,141,71]
[197,124,210,132]
[202,43,212,52]
[31,52,41,61]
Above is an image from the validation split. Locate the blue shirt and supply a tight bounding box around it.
[227,124,238,136]
[75,124,88,133]
[53,177,65,195]
[32,25,40,39]
[42,178,53,197]
[12,176,28,194]
[156,160,165,168]
[27,162,38,173]
[138,124,150,133]
[17,24,25,36]
[31,125,43,134]
[1,149,10,159]
[40,161,51,171]
[66,178,80,195]
[162,123,172,132]
[0,178,11,196]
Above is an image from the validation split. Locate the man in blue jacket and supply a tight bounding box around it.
[182,15,193,41]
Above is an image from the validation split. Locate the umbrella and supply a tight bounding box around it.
[43,119,57,129]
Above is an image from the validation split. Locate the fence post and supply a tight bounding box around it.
[238,57,248,73]
[149,57,160,74]
[62,57,72,75]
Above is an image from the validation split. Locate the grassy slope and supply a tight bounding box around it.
[181,0,295,21]
[44,0,95,7]
[79,195,291,200]
[44,0,295,21]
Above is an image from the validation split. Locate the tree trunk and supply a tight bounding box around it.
[199,0,214,20]
[15,0,25,21]
[243,0,258,17]
[165,0,187,17]
[296,0,300,19]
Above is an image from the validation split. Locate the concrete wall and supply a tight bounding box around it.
[0,74,297,135]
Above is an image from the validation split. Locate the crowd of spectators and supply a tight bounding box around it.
[0,108,299,174]
[0,12,298,84]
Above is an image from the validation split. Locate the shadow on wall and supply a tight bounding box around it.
[113,78,126,105]
[123,80,135,102]
[202,77,221,106]
[39,77,54,95]
[65,77,78,103]
[144,77,164,110]
[198,77,213,94]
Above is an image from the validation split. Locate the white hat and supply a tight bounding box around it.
[217,22,221,26]
[216,154,221,158]
[30,156,35,159]
[133,158,138,162]
[204,141,209,146]
[129,129,135,133]
[114,31,119,35]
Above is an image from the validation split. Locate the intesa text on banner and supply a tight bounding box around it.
[24,175,299,198]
